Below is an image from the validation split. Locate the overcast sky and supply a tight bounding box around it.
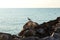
[0,0,60,8]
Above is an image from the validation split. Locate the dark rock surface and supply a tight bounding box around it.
[0,32,12,40]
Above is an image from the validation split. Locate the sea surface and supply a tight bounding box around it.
[0,8,60,35]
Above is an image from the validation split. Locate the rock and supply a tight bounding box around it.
[0,32,12,40]
[18,20,39,38]
[22,36,41,40]
[11,35,21,40]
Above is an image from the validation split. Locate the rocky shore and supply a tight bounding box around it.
[0,17,60,40]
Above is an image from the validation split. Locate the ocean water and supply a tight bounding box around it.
[0,8,60,35]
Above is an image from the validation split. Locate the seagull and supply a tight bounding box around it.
[27,17,31,21]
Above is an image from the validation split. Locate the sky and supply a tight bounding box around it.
[0,0,60,8]
[0,8,60,35]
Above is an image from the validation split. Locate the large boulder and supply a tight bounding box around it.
[18,18,39,38]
